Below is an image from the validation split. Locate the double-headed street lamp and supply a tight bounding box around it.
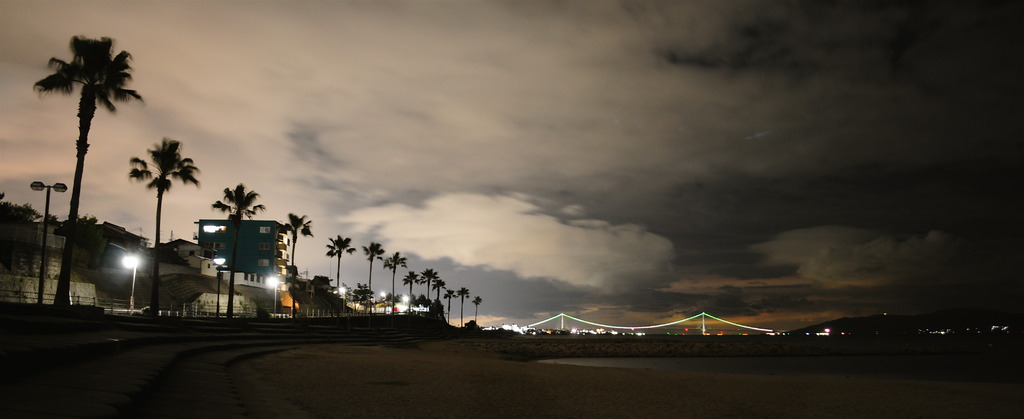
[122,255,139,313]
[30,181,67,304]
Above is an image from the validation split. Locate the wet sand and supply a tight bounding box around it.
[231,339,1023,418]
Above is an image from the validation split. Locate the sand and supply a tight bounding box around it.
[230,339,1023,419]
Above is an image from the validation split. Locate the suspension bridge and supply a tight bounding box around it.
[528,312,774,334]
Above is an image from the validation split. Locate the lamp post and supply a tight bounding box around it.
[339,286,349,330]
[267,276,279,316]
[213,257,226,318]
[122,255,139,313]
[30,181,67,304]
[380,291,387,315]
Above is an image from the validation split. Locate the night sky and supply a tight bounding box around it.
[1,1,1021,330]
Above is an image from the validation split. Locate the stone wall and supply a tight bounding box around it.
[0,274,97,305]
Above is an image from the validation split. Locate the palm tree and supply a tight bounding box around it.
[433,278,445,302]
[419,269,438,304]
[211,184,265,319]
[283,213,313,269]
[402,271,419,304]
[129,138,199,317]
[443,289,455,325]
[457,287,470,327]
[325,235,356,291]
[472,296,482,322]
[36,36,142,306]
[326,235,355,317]
[362,242,385,320]
[282,214,312,317]
[382,252,407,318]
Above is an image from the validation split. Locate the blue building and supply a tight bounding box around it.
[195,219,288,284]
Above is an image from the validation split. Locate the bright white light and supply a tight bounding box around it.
[380,291,387,298]
[402,295,410,303]
[267,276,279,288]
[122,255,139,269]
[203,225,223,233]
[340,287,346,294]
[213,257,226,265]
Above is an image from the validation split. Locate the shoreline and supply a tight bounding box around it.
[231,338,1024,418]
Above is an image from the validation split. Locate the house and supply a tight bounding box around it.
[194,219,289,286]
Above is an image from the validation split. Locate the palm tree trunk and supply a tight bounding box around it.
[460,297,465,327]
[367,259,374,327]
[227,227,239,319]
[55,89,97,307]
[336,256,342,318]
[150,190,163,317]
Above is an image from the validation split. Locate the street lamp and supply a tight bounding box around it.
[402,295,410,313]
[122,255,139,313]
[267,276,279,316]
[30,181,66,304]
[380,291,387,314]
[213,257,226,317]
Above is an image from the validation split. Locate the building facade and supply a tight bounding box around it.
[194,219,289,283]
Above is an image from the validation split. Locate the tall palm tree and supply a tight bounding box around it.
[419,269,438,304]
[402,271,418,308]
[129,138,199,317]
[362,242,385,320]
[433,278,445,302]
[443,289,455,325]
[382,252,407,318]
[36,36,142,306]
[283,213,313,269]
[325,235,356,292]
[472,296,482,323]
[282,214,312,317]
[211,184,265,319]
[326,235,355,317]
[457,287,470,327]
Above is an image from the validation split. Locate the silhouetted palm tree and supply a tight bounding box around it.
[282,214,313,317]
[457,287,470,327]
[129,138,199,317]
[36,36,142,306]
[283,213,313,268]
[362,242,385,321]
[402,271,419,305]
[433,278,445,302]
[443,289,455,325]
[383,252,407,317]
[325,235,356,292]
[326,235,355,317]
[472,296,482,322]
[420,268,438,304]
[211,184,265,319]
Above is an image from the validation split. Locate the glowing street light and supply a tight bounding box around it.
[213,257,226,317]
[267,276,280,315]
[30,181,66,304]
[380,291,387,314]
[122,255,139,313]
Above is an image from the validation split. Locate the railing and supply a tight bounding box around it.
[0,289,95,306]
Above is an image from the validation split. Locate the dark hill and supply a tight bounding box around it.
[790,308,1023,335]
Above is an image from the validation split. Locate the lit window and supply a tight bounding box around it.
[203,225,227,233]
[259,226,271,234]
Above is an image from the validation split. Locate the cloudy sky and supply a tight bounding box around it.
[2,0,1021,330]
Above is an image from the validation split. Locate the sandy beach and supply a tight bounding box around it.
[231,339,1023,419]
